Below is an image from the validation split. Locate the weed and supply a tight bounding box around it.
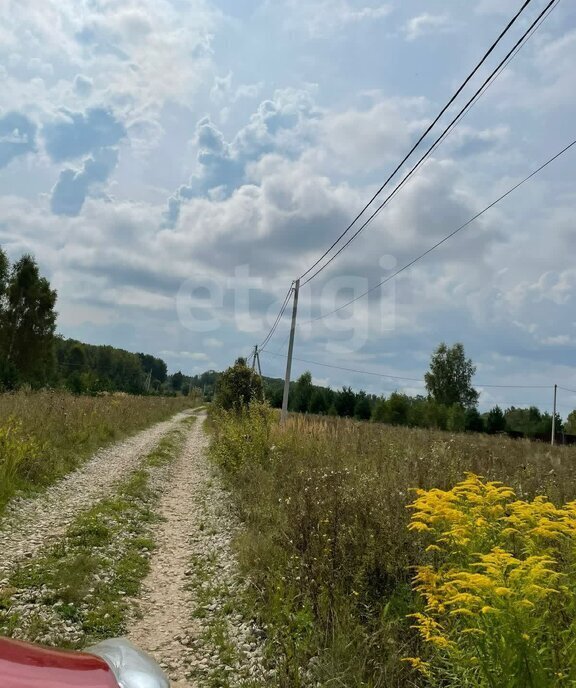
[210,405,576,687]
[0,391,199,515]
[408,474,576,686]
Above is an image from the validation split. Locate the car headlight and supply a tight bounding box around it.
[86,638,170,688]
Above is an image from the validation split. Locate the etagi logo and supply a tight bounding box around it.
[176,257,398,353]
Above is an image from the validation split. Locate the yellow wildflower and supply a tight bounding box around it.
[401,657,431,676]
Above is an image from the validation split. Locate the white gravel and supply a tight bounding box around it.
[0,410,192,581]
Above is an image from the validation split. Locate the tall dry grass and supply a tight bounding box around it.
[209,405,576,687]
[0,391,198,513]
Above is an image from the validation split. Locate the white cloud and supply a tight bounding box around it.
[204,338,223,348]
[159,350,210,361]
[0,0,575,395]
[404,13,455,41]
[276,0,391,38]
[319,101,413,171]
[0,0,221,117]
[540,335,574,346]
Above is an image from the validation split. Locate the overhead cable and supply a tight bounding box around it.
[299,0,559,286]
[302,137,576,323]
[260,350,554,388]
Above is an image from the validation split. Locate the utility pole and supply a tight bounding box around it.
[145,369,152,393]
[551,384,558,446]
[252,344,265,401]
[281,280,299,425]
[255,345,263,378]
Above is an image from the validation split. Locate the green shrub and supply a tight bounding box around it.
[213,358,263,411]
[209,402,273,474]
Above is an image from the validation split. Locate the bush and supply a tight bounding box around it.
[209,402,273,474]
[213,358,263,411]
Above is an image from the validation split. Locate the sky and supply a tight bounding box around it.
[1,0,576,414]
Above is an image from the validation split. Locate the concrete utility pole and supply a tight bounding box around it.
[252,344,265,400]
[551,384,558,446]
[281,280,299,425]
[145,369,152,393]
[255,347,263,378]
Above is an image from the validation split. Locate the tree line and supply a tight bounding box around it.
[55,338,169,394]
[214,345,575,440]
[0,247,184,395]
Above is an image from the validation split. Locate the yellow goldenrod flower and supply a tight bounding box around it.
[406,474,576,683]
[401,657,431,676]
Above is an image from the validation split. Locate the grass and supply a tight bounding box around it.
[0,390,199,514]
[0,422,190,648]
[209,404,576,688]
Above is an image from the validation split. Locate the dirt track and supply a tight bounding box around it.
[128,415,208,684]
[0,410,191,582]
[0,410,266,687]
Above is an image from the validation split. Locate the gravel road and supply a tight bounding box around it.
[0,410,192,582]
[128,415,208,681]
[0,409,266,686]
[128,414,267,687]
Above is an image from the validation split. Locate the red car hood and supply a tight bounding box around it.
[0,637,119,688]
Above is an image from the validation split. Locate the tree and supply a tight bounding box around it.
[485,406,506,434]
[465,407,484,433]
[309,388,328,415]
[447,404,466,433]
[0,254,57,385]
[425,342,479,409]
[0,357,18,391]
[371,397,387,423]
[406,396,446,429]
[354,391,372,420]
[292,372,313,413]
[335,387,356,417]
[266,383,284,408]
[137,353,167,384]
[171,370,184,392]
[537,412,563,438]
[505,406,542,437]
[387,392,410,426]
[214,358,263,411]
[566,410,576,435]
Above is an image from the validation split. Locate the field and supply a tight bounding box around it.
[0,391,198,514]
[210,405,576,687]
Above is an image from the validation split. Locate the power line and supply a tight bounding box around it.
[260,350,553,389]
[258,284,294,350]
[259,286,292,350]
[301,137,576,324]
[262,349,424,381]
[299,0,559,287]
[273,331,291,356]
[559,386,576,395]
[297,0,536,284]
